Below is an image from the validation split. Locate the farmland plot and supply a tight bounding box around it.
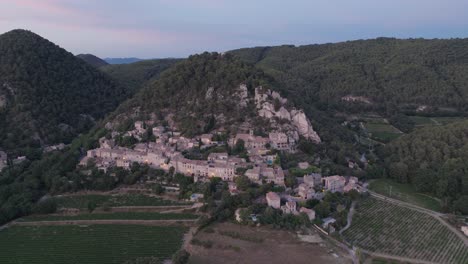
[0,225,188,264]
[343,198,468,264]
[54,194,188,209]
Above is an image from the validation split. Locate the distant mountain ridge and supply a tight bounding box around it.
[77,53,108,68]
[104,57,145,64]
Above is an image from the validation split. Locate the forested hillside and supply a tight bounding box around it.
[101,58,181,93]
[230,38,468,113]
[383,121,468,213]
[0,30,128,156]
[109,52,270,137]
[76,54,108,68]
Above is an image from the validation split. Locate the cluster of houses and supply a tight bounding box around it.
[82,122,295,185]
[264,174,363,232]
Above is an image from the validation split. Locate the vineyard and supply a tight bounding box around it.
[343,198,468,264]
[0,225,188,264]
[18,212,199,222]
[53,194,189,209]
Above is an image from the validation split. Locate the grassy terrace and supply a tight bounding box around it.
[0,225,188,264]
[54,194,189,209]
[362,118,402,143]
[369,178,441,212]
[343,198,468,264]
[19,212,198,222]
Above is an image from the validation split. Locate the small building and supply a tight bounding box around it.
[462,226,468,236]
[322,175,346,193]
[266,192,281,209]
[298,183,315,200]
[298,162,310,170]
[200,134,213,145]
[152,126,165,136]
[134,121,145,133]
[269,132,291,151]
[208,152,228,163]
[245,167,261,182]
[304,173,322,187]
[190,193,204,202]
[281,200,297,214]
[299,207,316,221]
[322,217,336,229]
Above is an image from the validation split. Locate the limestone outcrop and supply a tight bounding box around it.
[254,87,321,143]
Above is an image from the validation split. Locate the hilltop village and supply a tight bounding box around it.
[81,87,365,232]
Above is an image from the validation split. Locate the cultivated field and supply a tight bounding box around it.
[343,198,468,264]
[19,212,198,222]
[0,225,188,264]
[188,222,351,264]
[54,194,188,209]
[361,117,402,143]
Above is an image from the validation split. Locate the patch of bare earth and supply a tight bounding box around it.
[187,222,351,264]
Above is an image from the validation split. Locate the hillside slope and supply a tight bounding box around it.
[0,29,128,156]
[101,58,181,93]
[108,52,321,141]
[76,54,108,68]
[230,38,468,113]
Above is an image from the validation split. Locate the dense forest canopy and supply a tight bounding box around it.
[101,58,181,93]
[383,121,468,213]
[0,29,128,156]
[76,54,109,68]
[230,38,468,113]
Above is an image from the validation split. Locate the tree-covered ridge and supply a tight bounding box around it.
[76,54,109,68]
[111,52,270,136]
[230,38,468,112]
[101,58,181,93]
[383,121,468,213]
[0,29,128,155]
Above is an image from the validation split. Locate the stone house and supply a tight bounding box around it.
[245,167,261,182]
[282,200,298,214]
[269,132,292,151]
[298,183,315,200]
[208,152,229,163]
[266,192,281,209]
[322,175,346,193]
[299,207,316,221]
[304,173,322,187]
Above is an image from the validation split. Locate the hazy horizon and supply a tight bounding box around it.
[1,0,467,59]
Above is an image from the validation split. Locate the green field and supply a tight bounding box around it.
[19,212,198,222]
[432,116,468,125]
[408,116,435,126]
[0,225,187,264]
[363,121,402,143]
[369,178,441,211]
[54,194,188,209]
[343,198,468,264]
[409,116,468,127]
